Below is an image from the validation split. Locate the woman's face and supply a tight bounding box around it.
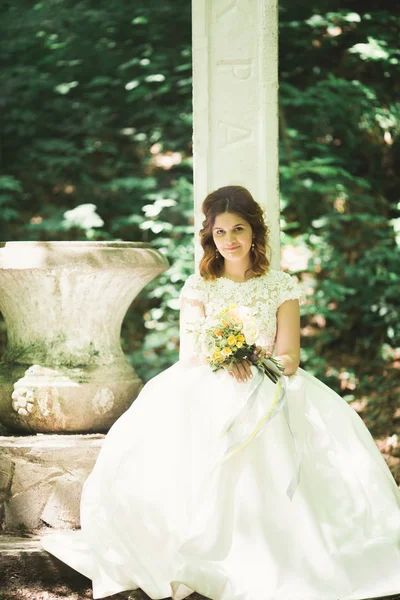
[212,212,253,263]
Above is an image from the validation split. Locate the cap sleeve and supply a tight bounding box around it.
[179,273,205,304]
[278,271,305,307]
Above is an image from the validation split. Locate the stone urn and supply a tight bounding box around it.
[0,241,169,434]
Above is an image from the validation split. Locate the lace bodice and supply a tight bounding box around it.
[179,269,304,364]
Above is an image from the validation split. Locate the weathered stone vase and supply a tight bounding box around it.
[0,241,169,434]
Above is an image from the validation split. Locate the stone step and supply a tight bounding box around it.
[1,533,399,600]
[0,533,207,599]
[0,533,94,599]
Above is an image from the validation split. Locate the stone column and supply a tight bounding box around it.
[192,0,280,267]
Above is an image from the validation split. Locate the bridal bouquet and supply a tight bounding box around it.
[189,304,284,384]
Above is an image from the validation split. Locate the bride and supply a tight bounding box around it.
[41,185,400,600]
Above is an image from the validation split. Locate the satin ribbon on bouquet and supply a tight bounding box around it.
[217,367,302,502]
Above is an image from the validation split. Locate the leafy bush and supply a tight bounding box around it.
[279,4,400,437]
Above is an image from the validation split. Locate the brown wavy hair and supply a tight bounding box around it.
[199,185,271,280]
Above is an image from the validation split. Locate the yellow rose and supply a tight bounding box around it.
[236,334,245,343]
[236,341,243,348]
[222,347,233,356]
[227,335,236,346]
[213,350,223,361]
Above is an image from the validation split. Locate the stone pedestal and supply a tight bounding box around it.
[0,434,104,532]
[0,241,169,433]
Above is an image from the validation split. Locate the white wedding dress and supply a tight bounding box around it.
[41,269,400,600]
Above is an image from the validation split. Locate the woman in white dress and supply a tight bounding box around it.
[41,185,400,600]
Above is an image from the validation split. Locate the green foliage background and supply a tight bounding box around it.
[1,1,399,470]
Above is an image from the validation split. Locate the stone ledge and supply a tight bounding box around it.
[0,433,106,447]
[0,434,105,531]
[0,533,149,598]
[0,533,91,587]
[0,533,200,599]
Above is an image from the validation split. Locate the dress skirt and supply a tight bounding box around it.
[41,362,400,600]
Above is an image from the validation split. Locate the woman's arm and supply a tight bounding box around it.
[179,296,205,366]
[274,299,301,376]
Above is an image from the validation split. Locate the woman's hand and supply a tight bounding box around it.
[225,346,269,382]
[249,345,270,362]
[225,359,253,383]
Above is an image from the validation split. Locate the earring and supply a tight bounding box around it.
[251,242,255,252]
[215,249,220,258]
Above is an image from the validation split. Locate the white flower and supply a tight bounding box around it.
[242,317,259,345]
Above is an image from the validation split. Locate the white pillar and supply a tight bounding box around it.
[192,0,280,268]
